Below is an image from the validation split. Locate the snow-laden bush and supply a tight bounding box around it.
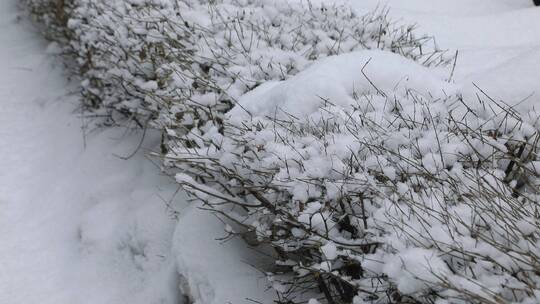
[24,0,74,41]
[171,52,540,304]
[22,0,450,127]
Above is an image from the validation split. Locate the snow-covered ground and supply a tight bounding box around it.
[1,0,539,303]
[351,0,540,108]
[0,1,180,303]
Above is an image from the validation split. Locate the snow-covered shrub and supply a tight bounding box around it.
[22,0,451,127]
[170,50,540,304]
[23,0,74,41]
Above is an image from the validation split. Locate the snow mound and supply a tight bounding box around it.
[230,50,456,120]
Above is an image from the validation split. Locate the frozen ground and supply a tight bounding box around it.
[0,1,180,303]
[1,0,539,303]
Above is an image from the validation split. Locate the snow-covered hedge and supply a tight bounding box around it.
[24,0,540,303]
[23,0,450,125]
[172,50,540,304]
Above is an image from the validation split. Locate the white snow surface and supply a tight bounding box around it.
[173,204,274,304]
[351,0,540,110]
[0,1,180,303]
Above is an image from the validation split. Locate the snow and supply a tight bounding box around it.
[352,0,533,17]
[383,248,449,295]
[4,0,540,303]
[172,203,274,304]
[462,49,540,109]
[0,1,180,303]
[230,50,456,119]
[350,0,540,109]
[320,242,338,260]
